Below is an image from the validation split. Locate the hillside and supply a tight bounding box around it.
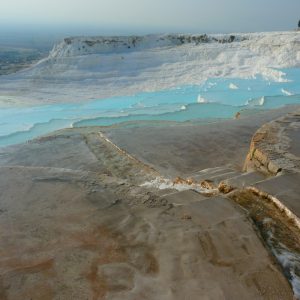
[0,31,299,105]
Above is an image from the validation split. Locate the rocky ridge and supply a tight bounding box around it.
[50,34,247,58]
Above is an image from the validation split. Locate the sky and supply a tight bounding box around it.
[1,0,300,35]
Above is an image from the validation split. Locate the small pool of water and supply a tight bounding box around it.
[1,68,300,147]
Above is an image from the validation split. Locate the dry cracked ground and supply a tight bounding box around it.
[0,107,299,299]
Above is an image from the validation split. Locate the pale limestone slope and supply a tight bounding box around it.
[0,31,299,105]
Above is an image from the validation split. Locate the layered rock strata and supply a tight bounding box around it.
[244,109,300,175]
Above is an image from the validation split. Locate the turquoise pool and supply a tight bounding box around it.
[1,68,300,147]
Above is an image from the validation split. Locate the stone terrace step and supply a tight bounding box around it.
[254,173,300,218]
[189,166,242,187]
[191,166,235,178]
[220,171,267,190]
[204,171,242,182]
[161,189,209,206]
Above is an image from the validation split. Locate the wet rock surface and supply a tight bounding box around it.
[0,124,294,299]
[106,106,298,177]
[106,106,300,299]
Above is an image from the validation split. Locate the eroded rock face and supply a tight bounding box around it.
[218,181,234,194]
[244,110,300,175]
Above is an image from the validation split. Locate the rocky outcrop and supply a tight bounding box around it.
[244,109,300,175]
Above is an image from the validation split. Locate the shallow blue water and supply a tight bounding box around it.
[1,68,300,147]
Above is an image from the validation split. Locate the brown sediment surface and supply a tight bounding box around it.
[229,188,300,295]
[0,107,299,299]
[290,130,300,157]
[213,108,300,297]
